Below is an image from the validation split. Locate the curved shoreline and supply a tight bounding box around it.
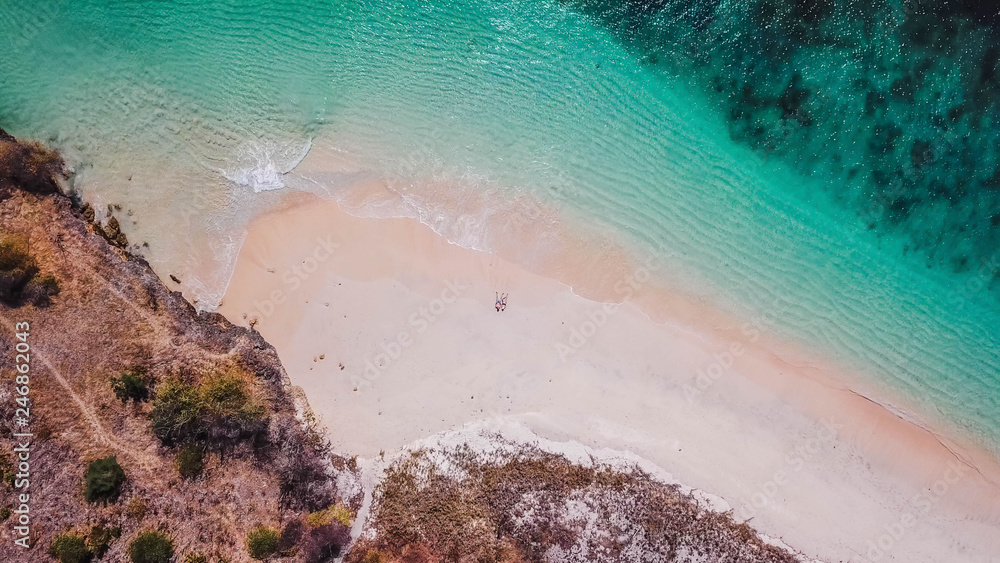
[218,191,1000,562]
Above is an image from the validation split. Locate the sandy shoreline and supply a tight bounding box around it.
[218,192,1000,562]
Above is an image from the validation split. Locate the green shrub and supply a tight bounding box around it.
[85,456,126,503]
[127,531,174,563]
[111,370,149,402]
[149,378,201,444]
[200,371,266,423]
[246,526,280,560]
[182,553,208,563]
[0,507,11,521]
[0,236,33,273]
[49,532,90,563]
[86,525,121,558]
[306,503,353,527]
[149,369,266,446]
[175,443,204,480]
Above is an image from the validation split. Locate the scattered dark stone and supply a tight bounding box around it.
[952,254,970,273]
[82,202,95,223]
[170,274,181,284]
[105,216,121,239]
[865,90,886,116]
[911,139,934,169]
[982,166,1000,190]
[778,72,812,124]
[947,104,965,122]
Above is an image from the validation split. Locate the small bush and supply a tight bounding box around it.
[0,236,32,272]
[126,496,148,519]
[0,507,11,521]
[306,503,353,528]
[0,236,59,307]
[0,236,37,305]
[85,456,126,503]
[182,553,208,563]
[86,525,121,558]
[199,370,266,424]
[49,532,90,563]
[267,417,336,511]
[127,531,174,563]
[149,378,201,444]
[150,368,266,446]
[111,370,149,402]
[175,443,204,480]
[246,526,280,560]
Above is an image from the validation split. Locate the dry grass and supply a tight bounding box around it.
[0,234,59,306]
[0,158,360,561]
[348,444,801,563]
[0,129,63,196]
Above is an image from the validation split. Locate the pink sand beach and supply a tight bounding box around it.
[218,181,1000,562]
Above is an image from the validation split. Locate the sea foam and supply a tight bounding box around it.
[223,137,312,192]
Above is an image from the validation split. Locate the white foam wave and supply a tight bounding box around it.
[223,137,312,192]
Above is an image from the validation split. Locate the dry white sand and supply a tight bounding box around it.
[218,190,1000,563]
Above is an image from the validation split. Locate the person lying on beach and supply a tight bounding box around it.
[501,293,508,311]
[496,292,502,312]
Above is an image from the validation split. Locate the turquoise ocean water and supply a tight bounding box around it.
[1,1,998,454]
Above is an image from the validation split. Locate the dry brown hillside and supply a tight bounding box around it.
[0,132,361,563]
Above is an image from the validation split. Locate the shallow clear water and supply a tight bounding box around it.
[1,0,998,453]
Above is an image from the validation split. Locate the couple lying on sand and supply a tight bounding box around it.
[495,292,508,312]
